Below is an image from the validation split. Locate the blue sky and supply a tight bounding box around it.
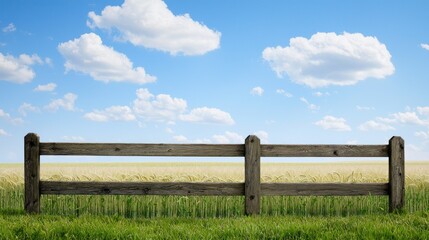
[1,0,429,163]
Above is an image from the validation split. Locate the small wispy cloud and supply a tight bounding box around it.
[250,86,264,96]
[34,83,57,92]
[276,89,293,97]
[300,97,319,111]
[2,23,16,33]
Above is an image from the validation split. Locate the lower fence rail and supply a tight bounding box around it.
[40,181,389,197]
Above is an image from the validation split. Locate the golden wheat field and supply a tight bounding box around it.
[1,161,428,183]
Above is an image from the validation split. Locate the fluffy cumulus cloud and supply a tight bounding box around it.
[85,106,136,122]
[421,44,429,51]
[0,53,44,83]
[359,106,429,133]
[314,115,351,131]
[87,0,221,56]
[85,88,234,125]
[34,83,57,92]
[391,111,428,126]
[263,32,395,88]
[180,107,235,125]
[250,86,264,96]
[45,93,77,111]
[133,88,187,122]
[358,120,395,131]
[58,33,155,84]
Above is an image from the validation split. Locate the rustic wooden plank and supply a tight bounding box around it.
[261,183,389,196]
[245,135,261,215]
[40,181,244,196]
[389,136,405,212]
[261,144,389,157]
[40,143,244,157]
[24,133,41,214]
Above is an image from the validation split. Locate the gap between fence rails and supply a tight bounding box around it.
[24,133,405,215]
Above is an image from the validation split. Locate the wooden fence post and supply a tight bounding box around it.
[245,135,261,215]
[389,136,405,212]
[25,133,40,214]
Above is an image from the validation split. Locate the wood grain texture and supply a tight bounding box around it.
[40,143,244,157]
[389,136,405,212]
[40,181,244,196]
[261,145,389,157]
[261,183,389,196]
[245,135,261,215]
[24,133,40,213]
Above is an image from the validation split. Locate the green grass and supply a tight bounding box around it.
[2,183,428,218]
[0,211,428,239]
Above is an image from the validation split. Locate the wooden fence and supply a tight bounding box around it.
[24,133,405,215]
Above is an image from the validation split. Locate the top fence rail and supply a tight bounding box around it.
[39,142,389,157]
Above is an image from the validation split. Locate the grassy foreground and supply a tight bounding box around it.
[0,211,428,239]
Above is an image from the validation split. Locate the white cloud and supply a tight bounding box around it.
[356,105,375,111]
[173,135,188,142]
[212,131,243,144]
[300,97,319,111]
[93,88,234,125]
[133,88,187,122]
[358,120,395,131]
[250,86,264,96]
[45,57,53,67]
[315,115,351,131]
[0,108,23,124]
[314,91,330,97]
[62,136,85,142]
[19,103,40,116]
[376,117,397,124]
[415,131,429,140]
[45,93,77,111]
[392,111,428,126]
[85,106,136,122]
[179,107,235,125]
[34,83,57,92]
[0,53,44,83]
[263,32,394,88]
[2,23,16,33]
[58,33,156,84]
[87,0,220,56]
[254,130,269,143]
[0,129,7,136]
[346,140,358,145]
[421,43,429,51]
[417,106,429,116]
[276,89,293,97]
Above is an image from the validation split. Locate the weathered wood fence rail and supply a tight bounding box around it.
[24,133,405,215]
